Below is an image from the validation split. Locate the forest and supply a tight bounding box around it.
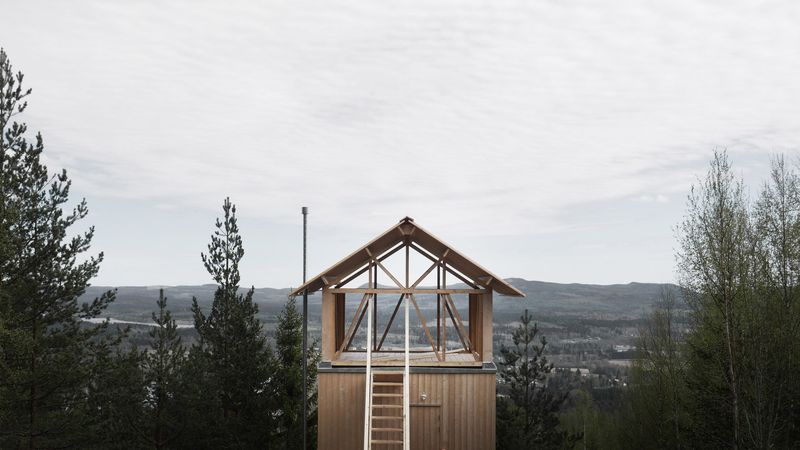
[3,45,800,449]
[0,49,316,449]
[504,152,800,449]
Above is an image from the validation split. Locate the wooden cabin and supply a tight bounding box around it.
[290,217,524,450]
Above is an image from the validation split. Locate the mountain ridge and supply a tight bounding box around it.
[79,279,681,325]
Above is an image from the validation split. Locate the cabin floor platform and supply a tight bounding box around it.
[331,348,482,367]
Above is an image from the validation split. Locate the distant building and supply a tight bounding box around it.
[569,367,590,376]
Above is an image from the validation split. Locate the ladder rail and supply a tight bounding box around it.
[403,294,410,450]
[363,294,373,450]
[366,293,409,449]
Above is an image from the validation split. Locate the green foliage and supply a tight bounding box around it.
[0,47,117,448]
[747,155,800,447]
[497,309,580,449]
[0,48,323,450]
[142,289,188,449]
[272,296,320,449]
[559,389,624,450]
[86,344,147,449]
[620,151,800,449]
[622,289,689,449]
[189,198,275,448]
[677,150,751,447]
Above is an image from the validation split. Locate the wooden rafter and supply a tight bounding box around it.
[476,276,493,287]
[329,288,488,295]
[321,275,343,286]
[408,242,478,289]
[290,217,525,298]
[411,249,450,289]
[365,248,404,289]
[334,242,405,288]
[398,220,415,236]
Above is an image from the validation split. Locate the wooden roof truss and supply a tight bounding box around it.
[333,239,479,363]
[290,217,525,298]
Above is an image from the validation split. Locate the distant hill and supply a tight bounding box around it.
[80,279,682,327]
[497,279,682,320]
[81,284,301,327]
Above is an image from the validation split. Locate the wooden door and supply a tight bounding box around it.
[410,404,441,450]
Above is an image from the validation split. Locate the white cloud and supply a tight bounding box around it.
[637,194,669,204]
[2,0,800,284]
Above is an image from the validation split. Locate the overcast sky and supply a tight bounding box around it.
[2,0,799,288]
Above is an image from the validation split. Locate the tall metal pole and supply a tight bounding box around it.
[301,206,308,450]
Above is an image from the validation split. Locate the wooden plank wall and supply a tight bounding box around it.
[410,373,443,449]
[318,372,366,450]
[441,373,495,450]
[318,372,496,450]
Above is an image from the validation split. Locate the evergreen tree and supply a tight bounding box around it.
[190,198,274,448]
[272,296,320,449]
[86,342,147,449]
[0,47,117,448]
[496,309,579,449]
[143,289,187,449]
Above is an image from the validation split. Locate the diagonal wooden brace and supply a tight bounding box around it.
[409,294,443,361]
[337,293,370,355]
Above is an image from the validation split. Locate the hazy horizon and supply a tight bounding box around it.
[85,277,677,290]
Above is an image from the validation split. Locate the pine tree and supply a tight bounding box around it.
[0,47,117,448]
[143,289,187,449]
[496,309,578,449]
[190,198,274,447]
[272,296,320,449]
[86,343,146,449]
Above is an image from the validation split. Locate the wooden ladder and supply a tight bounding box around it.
[364,293,410,450]
[369,371,405,447]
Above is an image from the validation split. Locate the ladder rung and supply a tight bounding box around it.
[372,427,403,433]
[367,332,408,450]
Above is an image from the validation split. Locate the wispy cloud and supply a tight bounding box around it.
[2,0,799,284]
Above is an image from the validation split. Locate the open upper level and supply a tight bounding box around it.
[290,217,524,367]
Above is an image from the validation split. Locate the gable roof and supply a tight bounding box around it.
[289,217,525,297]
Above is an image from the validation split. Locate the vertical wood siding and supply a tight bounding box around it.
[318,371,495,450]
